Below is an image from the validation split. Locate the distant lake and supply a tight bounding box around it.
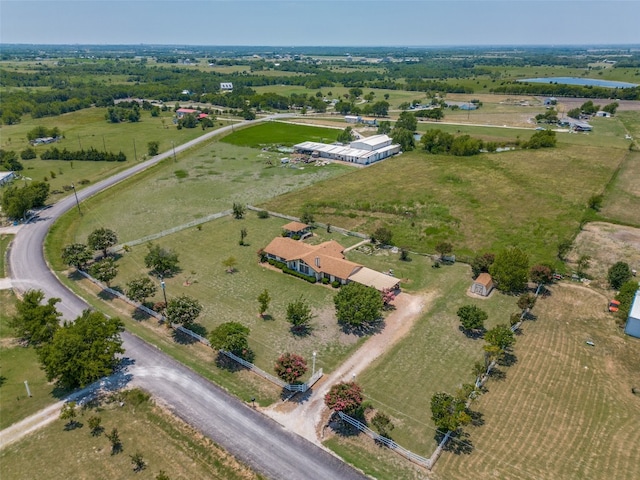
[518,77,638,89]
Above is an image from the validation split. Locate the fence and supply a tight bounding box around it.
[219,350,323,393]
[112,209,232,251]
[337,411,431,469]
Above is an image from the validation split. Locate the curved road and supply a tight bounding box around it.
[7,118,367,480]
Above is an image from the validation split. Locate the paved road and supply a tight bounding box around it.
[7,119,368,480]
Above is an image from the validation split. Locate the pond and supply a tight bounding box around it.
[517,77,638,89]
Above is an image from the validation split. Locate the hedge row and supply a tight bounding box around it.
[267,258,317,284]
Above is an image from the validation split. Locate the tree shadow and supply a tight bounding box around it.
[328,414,362,438]
[488,367,507,381]
[215,352,248,372]
[132,308,154,322]
[443,430,474,455]
[498,352,518,367]
[64,420,83,431]
[110,442,123,455]
[340,319,386,337]
[97,289,117,302]
[458,326,486,340]
[260,314,274,321]
[91,425,105,437]
[280,387,312,404]
[469,409,485,427]
[290,325,313,337]
[172,328,198,345]
[0,375,6,387]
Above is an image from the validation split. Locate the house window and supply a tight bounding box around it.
[299,263,309,275]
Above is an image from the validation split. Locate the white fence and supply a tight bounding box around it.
[219,350,323,392]
[337,411,431,469]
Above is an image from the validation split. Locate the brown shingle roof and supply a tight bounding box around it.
[474,273,493,288]
[282,221,310,232]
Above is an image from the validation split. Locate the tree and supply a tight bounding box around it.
[61,243,93,270]
[106,428,122,455]
[59,401,80,429]
[88,415,103,436]
[457,305,487,332]
[209,322,252,358]
[489,247,529,293]
[421,129,454,154]
[144,243,180,277]
[89,257,118,286]
[222,256,238,273]
[377,121,392,135]
[130,451,146,472]
[602,102,619,115]
[471,253,495,278]
[588,194,603,211]
[395,111,417,132]
[239,227,248,245]
[1,181,50,220]
[390,127,415,151]
[577,254,591,277]
[530,264,553,285]
[147,141,159,156]
[274,353,308,383]
[334,282,383,327]
[257,289,271,317]
[371,101,390,117]
[608,261,632,290]
[286,297,314,334]
[567,107,581,119]
[523,129,557,149]
[557,239,573,261]
[517,293,536,310]
[232,202,245,219]
[38,310,124,389]
[156,471,171,480]
[615,280,639,319]
[371,226,392,245]
[126,276,157,304]
[165,295,202,326]
[484,324,515,352]
[324,381,363,414]
[435,242,453,260]
[300,209,315,225]
[371,411,395,438]
[336,126,354,143]
[430,392,471,432]
[10,289,61,346]
[580,100,600,115]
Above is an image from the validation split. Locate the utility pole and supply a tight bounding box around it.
[71,183,82,216]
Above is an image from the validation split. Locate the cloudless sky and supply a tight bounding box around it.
[1,1,639,46]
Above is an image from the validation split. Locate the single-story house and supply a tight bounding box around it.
[262,237,400,291]
[624,288,640,338]
[471,273,494,297]
[176,108,200,119]
[282,221,311,238]
[0,171,16,186]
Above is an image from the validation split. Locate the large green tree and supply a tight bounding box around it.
[390,127,415,151]
[10,289,61,346]
[89,257,118,286]
[126,276,157,304]
[209,321,251,358]
[1,181,50,220]
[484,324,516,351]
[489,247,530,293]
[61,243,93,270]
[38,310,124,389]
[87,228,118,258]
[395,111,417,132]
[457,304,487,333]
[144,243,180,277]
[286,297,314,334]
[165,295,202,326]
[430,392,471,432]
[334,282,383,327]
[608,261,632,290]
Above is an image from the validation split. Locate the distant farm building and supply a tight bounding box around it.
[294,134,400,165]
[471,273,494,297]
[282,221,311,239]
[624,288,640,338]
[559,119,593,132]
[543,97,557,106]
[176,108,200,119]
[344,115,378,126]
[595,111,612,118]
[0,171,16,186]
[220,82,233,92]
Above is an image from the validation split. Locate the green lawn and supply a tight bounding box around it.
[221,121,339,147]
[0,389,263,480]
[262,140,627,266]
[0,234,14,276]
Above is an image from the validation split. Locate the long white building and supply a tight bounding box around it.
[294,134,400,165]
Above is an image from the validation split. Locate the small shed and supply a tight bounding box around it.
[471,273,494,297]
[624,288,640,338]
[282,221,311,238]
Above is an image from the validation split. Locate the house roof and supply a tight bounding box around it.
[176,108,199,114]
[282,221,310,232]
[348,267,399,291]
[474,273,493,288]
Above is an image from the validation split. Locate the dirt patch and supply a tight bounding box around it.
[569,222,640,289]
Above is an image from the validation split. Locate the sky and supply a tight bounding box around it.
[1,0,639,47]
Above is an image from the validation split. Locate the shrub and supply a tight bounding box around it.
[331,280,341,288]
[321,277,330,285]
[257,210,270,219]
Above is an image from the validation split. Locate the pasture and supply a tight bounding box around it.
[221,121,340,147]
[436,284,640,480]
[262,139,627,266]
[0,390,261,480]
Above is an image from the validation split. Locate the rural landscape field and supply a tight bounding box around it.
[1,36,639,480]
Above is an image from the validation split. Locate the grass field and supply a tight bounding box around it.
[0,389,263,480]
[0,234,13,276]
[599,150,640,227]
[436,284,640,480]
[262,139,627,266]
[221,121,340,147]
[0,290,70,429]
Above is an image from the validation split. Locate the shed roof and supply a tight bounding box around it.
[629,288,640,320]
[474,273,493,288]
[348,267,400,291]
[282,221,310,232]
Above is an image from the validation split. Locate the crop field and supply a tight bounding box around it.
[0,107,219,200]
[221,121,340,147]
[45,138,351,247]
[262,139,627,266]
[436,284,640,480]
[0,389,262,480]
[0,291,69,429]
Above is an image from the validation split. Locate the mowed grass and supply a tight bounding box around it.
[0,290,70,429]
[0,391,262,480]
[262,141,627,265]
[600,150,640,227]
[436,285,640,480]
[221,121,339,147]
[74,214,375,376]
[45,140,351,250]
[0,107,222,201]
[0,234,14,276]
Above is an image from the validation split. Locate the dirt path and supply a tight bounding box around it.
[263,291,435,445]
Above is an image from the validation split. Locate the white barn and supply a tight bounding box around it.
[624,288,640,338]
[294,134,400,166]
[220,82,233,92]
